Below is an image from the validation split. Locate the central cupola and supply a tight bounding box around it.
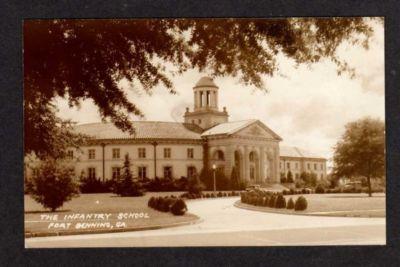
[184,76,229,129]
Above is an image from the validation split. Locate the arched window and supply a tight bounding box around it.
[249,152,255,162]
[214,150,224,160]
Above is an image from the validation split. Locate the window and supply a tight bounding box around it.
[138,166,147,180]
[163,166,172,179]
[67,150,74,159]
[295,162,299,170]
[88,167,96,179]
[280,162,282,169]
[198,119,202,124]
[187,148,194,159]
[112,148,120,159]
[321,163,324,170]
[138,148,146,158]
[314,163,317,171]
[164,148,171,158]
[215,150,225,160]
[187,166,196,179]
[307,163,310,170]
[88,149,95,159]
[112,167,121,179]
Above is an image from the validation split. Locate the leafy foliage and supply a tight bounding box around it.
[230,166,241,190]
[287,170,294,183]
[26,159,79,211]
[24,18,378,157]
[333,117,385,196]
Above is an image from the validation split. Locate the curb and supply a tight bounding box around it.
[233,201,384,218]
[25,215,201,239]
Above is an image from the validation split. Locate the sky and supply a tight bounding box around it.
[55,21,384,169]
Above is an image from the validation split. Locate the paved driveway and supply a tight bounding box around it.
[25,197,385,247]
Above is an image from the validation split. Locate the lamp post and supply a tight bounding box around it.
[212,164,217,193]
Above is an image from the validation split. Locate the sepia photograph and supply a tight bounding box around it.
[23,18,385,248]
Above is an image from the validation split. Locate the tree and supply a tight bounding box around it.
[333,117,385,197]
[24,18,379,158]
[187,172,205,195]
[112,153,144,196]
[280,172,287,183]
[26,159,79,211]
[287,171,294,183]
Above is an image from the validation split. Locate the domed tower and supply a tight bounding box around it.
[184,77,229,129]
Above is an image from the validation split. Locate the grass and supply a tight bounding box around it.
[237,193,386,217]
[25,192,198,236]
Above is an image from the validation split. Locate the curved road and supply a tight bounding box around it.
[26,197,385,247]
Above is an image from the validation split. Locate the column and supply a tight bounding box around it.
[244,146,249,182]
[194,91,198,108]
[260,147,266,183]
[274,147,280,183]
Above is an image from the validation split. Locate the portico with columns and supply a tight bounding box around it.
[203,120,282,184]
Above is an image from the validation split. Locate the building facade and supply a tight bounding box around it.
[26,77,327,185]
[279,146,327,180]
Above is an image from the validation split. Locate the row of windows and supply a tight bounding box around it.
[282,172,325,180]
[88,166,197,180]
[280,161,324,171]
[82,147,195,160]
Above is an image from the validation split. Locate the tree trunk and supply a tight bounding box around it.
[367,175,372,197]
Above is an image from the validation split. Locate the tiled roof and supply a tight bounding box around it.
[201,119,257,136]
[280,146,325,159]
[74,121,203,140]
[194,76,218,88]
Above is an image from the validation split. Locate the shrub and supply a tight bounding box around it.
[26,159,79,212]
[263,196,270,206]
[170,198,188,215]
[257,197,264,206]
[275,194,286,209]
[287,198,295,209]
[148,196,156,208]
[294,196,308,211]
[315,184,325,194]
[268,195,276,208]
[217,191,223,197]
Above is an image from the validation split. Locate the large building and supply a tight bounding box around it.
[27,77,327,184]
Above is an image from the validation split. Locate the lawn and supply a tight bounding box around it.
[25,192,198,237]
[236,193,386,218]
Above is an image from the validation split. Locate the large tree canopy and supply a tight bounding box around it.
[24,18,378,158]
[333,117,385,196]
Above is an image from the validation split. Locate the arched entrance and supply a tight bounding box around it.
[249,151,260,182]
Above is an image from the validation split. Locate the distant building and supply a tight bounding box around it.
[279,146,327,180]
[26,77,327,184]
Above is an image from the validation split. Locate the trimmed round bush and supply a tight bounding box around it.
[263,196,270,206]
[294,196,308,211]
[170,198,187,215]
[287,198,295,209]
[268,195,276,207]
[148,196,156,208]
[275,194,286,209]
